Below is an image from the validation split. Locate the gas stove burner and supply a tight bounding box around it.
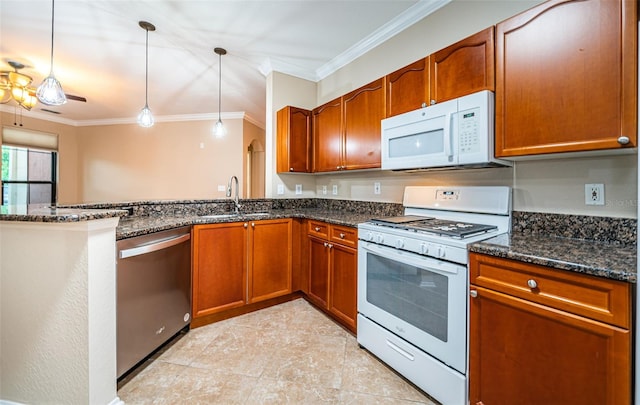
[369,215,497,239]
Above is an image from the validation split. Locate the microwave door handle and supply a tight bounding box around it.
[444,112,453,159]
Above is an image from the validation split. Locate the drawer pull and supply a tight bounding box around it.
[527,279,538,289]
[339,233,345,239]
[315,227,321,232]
[469,290,478,298]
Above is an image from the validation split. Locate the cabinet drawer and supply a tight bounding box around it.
[330,224,357,247]
[308,221,329,239]
[469,253,631,329]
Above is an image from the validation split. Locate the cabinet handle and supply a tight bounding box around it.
[314,227,321,232]
[327,243,333,249]
[251,222,255,228]
[527,279,538,289]
[469,290,478,298]
[430,99,436,105]
[339,233,345,239]
[336,166,341,170]
[618,136,630,145]
[243,223,248,228]
[323,242,328,247]
[289,167,294,172]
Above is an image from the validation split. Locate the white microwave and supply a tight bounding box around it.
[381,90,511,171]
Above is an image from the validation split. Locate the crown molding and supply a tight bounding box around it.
[261,0,451,81]
[315,0,451,80]
[0,104,79,127]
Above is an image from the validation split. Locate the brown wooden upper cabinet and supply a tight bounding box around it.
[430,26,495,105]
[385,27,495,117]
[495,0,638,157]
[313,78,385,172]
[276,106,311,173]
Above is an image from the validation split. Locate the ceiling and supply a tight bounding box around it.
[0,0,446,127]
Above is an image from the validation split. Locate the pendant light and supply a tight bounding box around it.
[214,47,227,137]
[36,0,67,106]
[137,21,156,128]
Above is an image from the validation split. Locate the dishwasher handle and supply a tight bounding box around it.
[119,233,191,259]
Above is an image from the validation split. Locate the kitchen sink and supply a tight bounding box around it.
[200,212,270,219]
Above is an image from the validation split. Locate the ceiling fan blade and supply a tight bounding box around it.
[65,94,87,102]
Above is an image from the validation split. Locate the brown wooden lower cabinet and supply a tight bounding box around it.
[307,220,357,332]
[469,253,631,405]
[192,219,292,322]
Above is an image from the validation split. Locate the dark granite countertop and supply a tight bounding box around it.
[0,204,127,223]
[116,208,376,240]
[470,233,637,283]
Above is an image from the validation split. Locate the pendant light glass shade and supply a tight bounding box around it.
[213,47,226,137]
[138,104,154,127]
[37,0,67,106]
[137,21,155,128]
[36,75,66,106]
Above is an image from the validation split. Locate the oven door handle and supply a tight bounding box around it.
[359,241,462,276]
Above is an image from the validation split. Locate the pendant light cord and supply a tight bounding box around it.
[144,27,149,107]
[218,51,221,120]
[49,0,56,72]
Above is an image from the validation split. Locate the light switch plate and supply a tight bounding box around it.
[374,182,381,195]
[322,185,327,195]
[295,184,302,195]
[277,184,285,195]
[217,185,226,192]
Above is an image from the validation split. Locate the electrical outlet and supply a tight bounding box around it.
[585,183,605,206]
[322,185,327,195]
[295,184,302,195]
[332,185,338,195]
[374,182,381,195]
[277,184,285,195]
[217,185,226,192]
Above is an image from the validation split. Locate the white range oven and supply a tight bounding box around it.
[357,186,511,405]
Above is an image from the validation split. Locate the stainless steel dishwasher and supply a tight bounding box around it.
[116,226,192,378]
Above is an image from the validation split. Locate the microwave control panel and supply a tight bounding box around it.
[458,107,480,154]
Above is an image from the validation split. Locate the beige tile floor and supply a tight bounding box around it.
[118,298,438,404]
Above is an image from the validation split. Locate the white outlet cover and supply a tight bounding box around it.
[277,184,285,195]
[374,182,381,195]
[295,184,303,195]
[322,185,327,195]
[332,185,338,195]
[585,183,605,206]
[217,185,226,192]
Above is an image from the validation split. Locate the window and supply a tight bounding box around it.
[2,145,57,206]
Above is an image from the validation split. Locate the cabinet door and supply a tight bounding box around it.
[192,223,247,318]
[430,26,494,104]
[312,98,343,172]
[328,243,357,332]
[469,285,631,405]
[386,58,429,117]
[495,0,637,157]
[307,235,329,307]
[276,106,311,173]
[343,78,385,170]
[248,219,292,303]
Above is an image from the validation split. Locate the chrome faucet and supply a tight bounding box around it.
[226,175,241,214]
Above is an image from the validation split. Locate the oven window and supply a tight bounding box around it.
[366,253,448,342]
[388,129,444,158]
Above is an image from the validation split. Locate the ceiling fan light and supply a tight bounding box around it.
[36,75,67,106]
[8,71,32,87]
[137,105,154,127]
[22,89,38,110]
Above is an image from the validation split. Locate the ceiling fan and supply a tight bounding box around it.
[0,60,87,111]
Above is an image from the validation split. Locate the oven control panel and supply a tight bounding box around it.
[359,227,468,265]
